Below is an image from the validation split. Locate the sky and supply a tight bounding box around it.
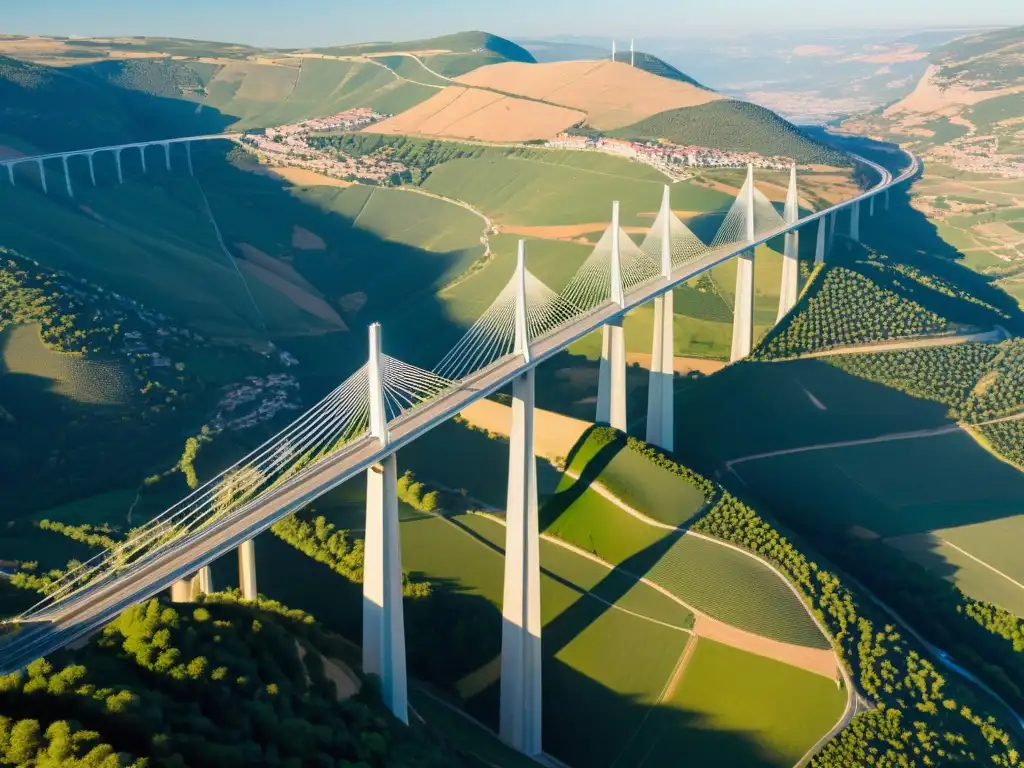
[3,0,1020,48]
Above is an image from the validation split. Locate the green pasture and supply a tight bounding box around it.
[0,177,330,342]
[420,151,732,226]
[203,58,436,128]
[615,638,845,768]
[560,430,709,526]
[0,323,132,406]
[372,55,450,87]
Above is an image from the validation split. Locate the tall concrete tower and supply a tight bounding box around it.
[611,40,617,63]
[630,39,635,67]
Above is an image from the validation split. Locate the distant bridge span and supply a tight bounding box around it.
[0,142,918,755]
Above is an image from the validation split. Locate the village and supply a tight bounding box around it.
[927,134,1024,178]
[9,251,305,434]
[545,134,795,175]
[240,108,412,185]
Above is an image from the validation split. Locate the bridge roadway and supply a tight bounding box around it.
[0,151,918,672]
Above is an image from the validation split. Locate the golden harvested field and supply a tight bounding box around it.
[455,60,723,130]
[235,242,320,293]
[264,167,353,189]
[371,85,584,141]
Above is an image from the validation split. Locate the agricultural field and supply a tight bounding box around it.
[453,60,721,130]
[418,147,734,227]
[613,638,846,768]
[0,323,132,405]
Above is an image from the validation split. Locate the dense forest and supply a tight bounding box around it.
[0,594,471,767]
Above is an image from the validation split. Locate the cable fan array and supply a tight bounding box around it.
[380,355,454,420]
[639,205,710,269]
[20,366,375,620]
[435,267,581,381]
[710,173,787,248]
[562,225,660,310]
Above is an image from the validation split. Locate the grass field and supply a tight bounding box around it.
[0,323,132,405]
[420,149,732,227]
[614,638,846,767]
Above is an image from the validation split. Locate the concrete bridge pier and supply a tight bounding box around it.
[595,202,628,431]
[238,539,257,600]
[850,201,861,242]
[646,186,675,452]
[828,210,837,252]
[6,163,14,187]
[884,188,890,212]
[730,165,757,362]
[169,580,191,603]
[36,158,47,194]
[869,195,875,217]
[163,142,172,172]
[87,153,96,186]
[115,149,124,184]
[194,566,213,596]
[62,156,73,198]
[777,164,800,322]
[362,323,408,724]
[139,145,147,174]
[815,215,827,265]
[500,242,543,754]
[185,141,194,176]
[500,367,543,755]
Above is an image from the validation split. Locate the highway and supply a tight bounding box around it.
[0,149,919,672]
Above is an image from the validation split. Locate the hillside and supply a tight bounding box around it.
[610,100,850,164]
[841,25,1024,306]
[612,50,707,88]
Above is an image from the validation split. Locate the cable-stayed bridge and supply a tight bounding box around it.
[0,143,918,756]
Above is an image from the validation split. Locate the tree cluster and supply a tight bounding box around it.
[0,595,466,767]
[755,264,955,359]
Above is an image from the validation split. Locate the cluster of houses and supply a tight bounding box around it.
[241,118,410,184]
[545,134,794,174]
[209,374,302,431]
[264,108,388,137]
[930,135,1024,179]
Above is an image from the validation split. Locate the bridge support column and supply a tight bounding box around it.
[170,580,191,603]
[595,201,627,431]
[194,566,213,596]
[500,366,542,756]
[885,188,890,212]
[186,141,194,176]
[115,149,123,184]
[62,156,73,198]
[36,159,47,194]
[850,201,860,242]
[238,539,257,600]
[814,215,827,265]
[731,250,755,361]
[828,210,837,252]
[163,142,172,171]
[87,153,96,186]
[777,163,800,322]
[869,195,875,217]
[362,323,408,724]
[6,163,14,187]
[646,185,674,452]
[139,145,148,174]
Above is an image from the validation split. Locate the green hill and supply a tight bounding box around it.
[0,55,142,152]
[930,24,1024,90]
[609,100,849,165]
[611,50,707,88]
[310,30,535,63]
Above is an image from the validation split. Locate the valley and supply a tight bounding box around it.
[1,19,1023,768]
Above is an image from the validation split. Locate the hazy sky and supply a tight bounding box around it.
[4,0,1020,48]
